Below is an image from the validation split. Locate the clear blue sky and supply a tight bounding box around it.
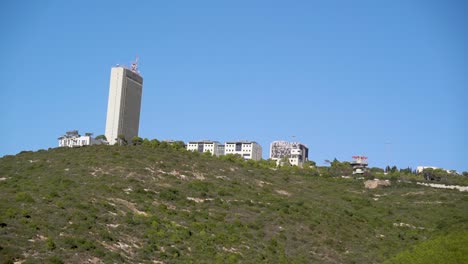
[1,0,467,172]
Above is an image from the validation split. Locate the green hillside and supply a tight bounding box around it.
[0,146,467,263]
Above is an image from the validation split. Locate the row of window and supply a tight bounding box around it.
[60,139,88,146]
[225,149,254,153]
[225,144,253,147]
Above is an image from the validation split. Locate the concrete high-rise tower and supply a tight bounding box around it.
[105,60,143,145]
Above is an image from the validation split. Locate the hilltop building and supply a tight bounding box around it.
[350,156,368,174]
[58,130,105,147]
[416,166,439,173]
[224,141,262,160]
[270,141,309,166]
[186,141,224,156]
[105,59,143,145]
[416,166,457,174]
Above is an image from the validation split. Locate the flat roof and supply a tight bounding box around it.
[225,141,258,144]
[271,141,308,148]
[188,140,221,144]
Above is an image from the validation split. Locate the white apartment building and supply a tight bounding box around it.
[58,130,105,148]
[105,62,143,145]
[270,141,309,166]
[224,141,262,160]
[186,141,224,156]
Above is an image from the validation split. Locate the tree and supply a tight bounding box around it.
[279,156,291,167]
[149,139,160,148]
[421,168,454,182]
[159,141,169,148]
[331,158,340,168]
[423,169,440,181]
[220,154,244,163]
[369,167,384,174]
[329,159,352,177]
[95,135,107,141]
[171,141,186,150]
[142,138,151,146]
[385,166,391,173]
[304,160,316,168]
[131,136,143,146]
[400,167,412,174]
[254,159,277,169]
[202,150,212,157]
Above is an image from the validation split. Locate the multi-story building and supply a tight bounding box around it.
[350,156,368,174]
[105,60,143,145]
[186,141,224,156]
[224,141,262,160]
[270,141,309,166]
[58,130,105,147]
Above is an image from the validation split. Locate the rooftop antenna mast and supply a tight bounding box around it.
[291,135,297,144]
[131,56,139,73]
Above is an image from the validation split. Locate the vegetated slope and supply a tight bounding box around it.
[383,231,468,264]
[0,146,467,264]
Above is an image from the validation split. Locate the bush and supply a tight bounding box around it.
[384,232,468,264]
[46,238,56,250]
[159,188,180,201]
[47,256,64,264]
[15,192,35,203]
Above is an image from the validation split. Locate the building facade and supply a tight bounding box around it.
[186,141,224,156]
[350,156,368,174]
[270,141,309,166]
[105,64,143,145]
[58,130,104,147]
[224,141,262,160]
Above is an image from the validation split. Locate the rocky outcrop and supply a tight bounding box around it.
[364,179,391,189]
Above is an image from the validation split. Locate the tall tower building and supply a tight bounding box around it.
[270,141,309,167]
[105,60,143,145]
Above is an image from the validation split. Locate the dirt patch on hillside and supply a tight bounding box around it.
[108,198,148,216]
[275,190,291,196]
[256,180,272,187]
[364,179,391,189]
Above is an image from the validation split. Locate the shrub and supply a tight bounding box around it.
[159,188,180,201]
[15,192,35,203]
[46,238,56,250]
[384,232,468,264]
[47,256,64,264]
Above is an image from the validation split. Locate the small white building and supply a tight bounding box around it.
[224,141,262,160]
[416,166,457,174]
[186,140,224,156]
[58,130,105,148]
[416,166,439,173]
[270,141,309,166]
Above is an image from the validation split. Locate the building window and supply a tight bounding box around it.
[236,143,242,151]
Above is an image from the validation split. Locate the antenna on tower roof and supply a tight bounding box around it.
[131,56,139,73]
